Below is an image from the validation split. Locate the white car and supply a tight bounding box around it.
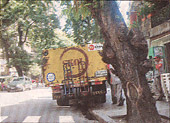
[7,76,32,92]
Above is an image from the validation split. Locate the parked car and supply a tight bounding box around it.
[0,76,13,91]
[7,76,32,92]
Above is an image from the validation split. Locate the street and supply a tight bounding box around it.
[1,84,169,123]
[0,86,98,123]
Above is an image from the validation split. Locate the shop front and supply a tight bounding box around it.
[149,33,170,73]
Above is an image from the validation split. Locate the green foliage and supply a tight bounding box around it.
[31,28,75,66]
[8,49,33,74]
[131,20,140,29]
[28,63,41,77]
[61,1,105,45]
[1,0,61,76]
[138,2,155,17]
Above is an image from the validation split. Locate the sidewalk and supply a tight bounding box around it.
[89,88,170,123]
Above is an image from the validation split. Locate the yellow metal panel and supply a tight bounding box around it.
[43,45,106,85]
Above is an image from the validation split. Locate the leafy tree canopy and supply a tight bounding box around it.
[61,1,105,45]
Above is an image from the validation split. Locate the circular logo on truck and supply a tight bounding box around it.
[60,47,89,78]
[46,73,55,82]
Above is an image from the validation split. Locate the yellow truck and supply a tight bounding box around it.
[42,44,107,106]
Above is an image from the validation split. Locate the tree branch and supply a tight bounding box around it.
[18,23,23,46]
[23,21,35,43]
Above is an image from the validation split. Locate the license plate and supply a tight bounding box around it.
[95,70,107,77]
[11,87,15,89]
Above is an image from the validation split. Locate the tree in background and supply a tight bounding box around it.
[1,0,60,76]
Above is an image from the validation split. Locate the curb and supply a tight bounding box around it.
[88,109,116,123]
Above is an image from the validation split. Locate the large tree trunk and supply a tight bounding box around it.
[15,65,23,77]
[88,1,161,123]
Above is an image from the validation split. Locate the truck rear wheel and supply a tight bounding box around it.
[57,99,63,106]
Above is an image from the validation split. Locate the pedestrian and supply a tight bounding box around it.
[107,64,125,106]
[153,55,164,100]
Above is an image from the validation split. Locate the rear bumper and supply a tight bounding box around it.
[52,90,106,100]
[51,82,107,100]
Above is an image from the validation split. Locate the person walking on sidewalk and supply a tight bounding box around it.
[153,55,165,100]
[107,64,125,106]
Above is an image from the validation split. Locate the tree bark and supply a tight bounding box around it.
[87,1,161,123]
[15,65,23,77]
[2,36,24,77]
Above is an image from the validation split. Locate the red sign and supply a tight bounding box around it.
[89,45,95,50]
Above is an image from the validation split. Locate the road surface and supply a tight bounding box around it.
[0,87,98,123]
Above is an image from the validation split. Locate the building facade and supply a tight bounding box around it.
[129,1,170,73]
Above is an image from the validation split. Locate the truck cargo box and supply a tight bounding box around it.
[42,44,107,106]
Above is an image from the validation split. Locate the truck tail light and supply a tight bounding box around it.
[90,80,103,85]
